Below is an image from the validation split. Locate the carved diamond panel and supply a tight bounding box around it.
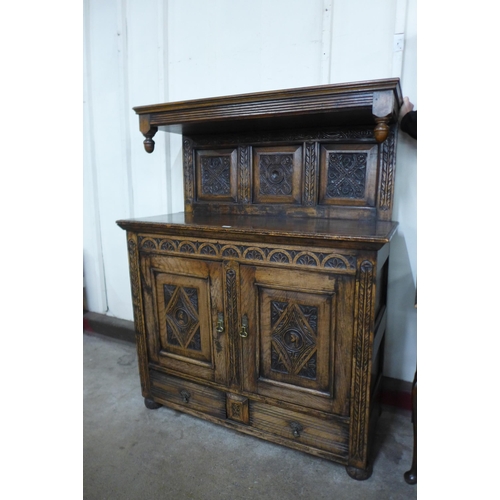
[163,285,201,351]
[270,301,318,380]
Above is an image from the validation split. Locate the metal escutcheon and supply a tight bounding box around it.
[216,312,224,333]
[290,421,303,438]
[239,314,249,338]
[179,389,191,403]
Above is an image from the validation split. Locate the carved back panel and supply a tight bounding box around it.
[183,125,397,221]
[133,79,402,222]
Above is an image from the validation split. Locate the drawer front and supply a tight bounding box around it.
[149,369,226,419]
[249,400,349,458]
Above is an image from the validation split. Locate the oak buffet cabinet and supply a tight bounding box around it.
[117,79,402,480]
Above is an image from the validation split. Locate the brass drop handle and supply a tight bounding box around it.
[290,421,303,438]
[179,389,191,404]
[216,312,224,333]
[239,314,249,338]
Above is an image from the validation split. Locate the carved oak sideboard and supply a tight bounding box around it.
[117,79,402,480]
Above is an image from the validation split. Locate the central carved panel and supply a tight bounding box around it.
[270,301,318,380]
[253,145,302,204]
[326,153,367,199]
[259,154,294,196]
[163,285,202,351]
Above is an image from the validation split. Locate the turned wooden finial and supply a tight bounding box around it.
[372,90,395,144]
[139,115,158,153]
[143,131,157,153]
[374,117,390,143]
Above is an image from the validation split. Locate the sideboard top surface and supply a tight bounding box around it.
[117,212,398,247]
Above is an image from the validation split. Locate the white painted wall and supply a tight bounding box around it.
[83,0,417,381]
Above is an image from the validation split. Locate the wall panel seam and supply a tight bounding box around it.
[83,0,109,312]
[159,0,172,214]
[117,0,134,219]
[321,0,334,84]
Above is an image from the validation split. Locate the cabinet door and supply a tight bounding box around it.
[240,265,353,415]
[141,254,226,385]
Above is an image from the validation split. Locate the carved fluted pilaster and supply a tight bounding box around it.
[126,234,150,396]
[349,260,375,469]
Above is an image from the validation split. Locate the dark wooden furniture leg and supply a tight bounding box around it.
[345,464,373,481]
[144,397,162,410]
[404,370,417,484]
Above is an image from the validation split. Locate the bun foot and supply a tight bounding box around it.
[345,464,373,481]
[404,469,417,485]
[144,397,162,410]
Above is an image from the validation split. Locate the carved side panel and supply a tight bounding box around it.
[126,234,150,396]
[238,145,251,203]
[349,260,375,467]
[183,137,195,211]
[303,142,318,206]
[377,125,397,220]
[224,262,241,388]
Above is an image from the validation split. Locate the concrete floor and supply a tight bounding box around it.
[83,331,417,499]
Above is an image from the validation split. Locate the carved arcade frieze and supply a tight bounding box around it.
[137,235,357,273]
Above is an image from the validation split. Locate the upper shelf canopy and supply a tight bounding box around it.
[133,78,403,153]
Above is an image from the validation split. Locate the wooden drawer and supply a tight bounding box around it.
[149,369,227,419]
[249,400,349,458]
